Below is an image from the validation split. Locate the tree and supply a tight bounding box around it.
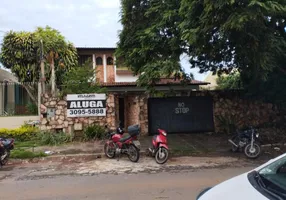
[60,61,106,96]
[0,26,78,103]
[117,0,286,103]
[179,0,286,83]
[34,26,78,95]
[0,31,39,103]
[216,73,243,90]
[116,0,192,90]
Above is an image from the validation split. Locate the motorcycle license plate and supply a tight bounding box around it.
[133,140,140,148]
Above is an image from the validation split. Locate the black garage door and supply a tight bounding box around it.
[148,96,214,134]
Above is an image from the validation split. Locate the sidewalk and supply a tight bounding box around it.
[6,155,263,181]
[27,133,231,157]
[21,133,280,160]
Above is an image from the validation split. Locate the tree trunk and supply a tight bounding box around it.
[51,58,56,96]
[40,39,45,94]
[22,84,37,106]
[40,59,45,94]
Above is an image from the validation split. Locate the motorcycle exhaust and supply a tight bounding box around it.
[228,139,238,147]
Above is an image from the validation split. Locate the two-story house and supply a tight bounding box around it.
[77,47,210,134]
[76,47,207,88]
[77,47,137,84]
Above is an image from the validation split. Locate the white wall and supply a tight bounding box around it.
[115,74,138,82]
[0,85,2,114]
[0,116,39,129]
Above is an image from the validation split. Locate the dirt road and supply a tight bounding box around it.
[0,166,253,200]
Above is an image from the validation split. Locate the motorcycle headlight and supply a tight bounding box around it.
[256,133,259,138]
[162,131,167,136]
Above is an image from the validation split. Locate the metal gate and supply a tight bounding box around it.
[148,96,215,134]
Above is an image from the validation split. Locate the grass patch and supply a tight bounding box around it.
[171,148,199,156]
[169,143,200,157]
[36,131,72,146]
[14,140,40,148]
[10,149,47,159]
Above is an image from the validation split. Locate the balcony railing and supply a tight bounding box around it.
[116,66,133,75]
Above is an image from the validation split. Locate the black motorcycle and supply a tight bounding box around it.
[228,126,261,159]
[0,137,15,167]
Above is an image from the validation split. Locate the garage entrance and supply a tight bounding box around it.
[148,96,215,135]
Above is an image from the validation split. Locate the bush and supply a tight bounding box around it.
[36,131,72,146]
[83,124,106,141]
[216,115,237,134]
[0,126,39,141]
[26,103,38,115]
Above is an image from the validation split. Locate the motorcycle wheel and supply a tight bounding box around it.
[127,144,140,163]
[155,147,169,164]
[244,142,261,159]
[104,142,116,158]
[1,149,10,165]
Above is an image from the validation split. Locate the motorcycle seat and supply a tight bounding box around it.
[110,132,116,136]
[1,140,13,148]
[119,135,132,143]
[2,139,12,145]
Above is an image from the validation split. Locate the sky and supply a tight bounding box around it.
[0,0,208,80]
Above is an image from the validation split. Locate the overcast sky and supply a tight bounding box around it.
[0,0,208,80]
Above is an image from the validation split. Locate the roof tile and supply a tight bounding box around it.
[99,78,209,87]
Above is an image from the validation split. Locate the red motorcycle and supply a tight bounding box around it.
[104,124,141,163]
[147,128,169,164]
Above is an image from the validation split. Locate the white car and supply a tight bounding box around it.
[196,153,286,200]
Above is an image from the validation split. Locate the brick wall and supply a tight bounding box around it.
[96,65,104,83]
[106,65,115,82]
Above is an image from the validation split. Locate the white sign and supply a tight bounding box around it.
[174,102,190,114]
[66,93,107,117]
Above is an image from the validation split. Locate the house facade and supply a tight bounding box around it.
[39,47,285,135]
[77,47,138,84]
[74,47,211,134]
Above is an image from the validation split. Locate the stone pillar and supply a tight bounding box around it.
[139,95,148,135]
[114,94,120,125]
[106,94,116,130]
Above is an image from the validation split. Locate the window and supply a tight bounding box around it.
[96,57,103,65]
[79,55,92,66]
[107,57,113,65]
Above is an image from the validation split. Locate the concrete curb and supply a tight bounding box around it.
[261,143,286,147]
[50,149,148,158]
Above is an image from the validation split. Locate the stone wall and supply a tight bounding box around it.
[138,95,148,134]
[192,91,285,133]
[39,90,285,136]
[40,93,116,135]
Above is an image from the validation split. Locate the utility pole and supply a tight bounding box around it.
[40,39,45,94]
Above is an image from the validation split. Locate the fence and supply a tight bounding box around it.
[0,82,39,116]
